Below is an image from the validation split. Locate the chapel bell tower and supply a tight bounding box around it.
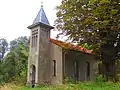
[27,4,54,85]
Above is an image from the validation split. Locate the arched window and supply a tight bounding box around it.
[74,60,79,81]
[86,61,90,80]
[53,60,56,76]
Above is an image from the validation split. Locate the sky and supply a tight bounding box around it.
[0,0,62,42]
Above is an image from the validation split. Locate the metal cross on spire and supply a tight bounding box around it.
[41,0,43,7]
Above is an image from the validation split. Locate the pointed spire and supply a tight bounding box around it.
[33,1,50,25]
[28,1,54,29]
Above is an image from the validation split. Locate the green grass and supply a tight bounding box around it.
[2,82,120,90]
[1,81,120,90]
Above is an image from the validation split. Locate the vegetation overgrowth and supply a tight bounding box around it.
[1,81,120,90]
[0,76,120,90]
[1,0,120,89]
[55,0,120,81]
[0,36,29,85]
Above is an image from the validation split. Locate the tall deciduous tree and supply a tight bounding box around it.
[55,0,120,81]
[0,38,8,60]
[10,36,29,50]
[0,36,29,84]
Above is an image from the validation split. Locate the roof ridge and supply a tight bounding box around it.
[50,38,94,54]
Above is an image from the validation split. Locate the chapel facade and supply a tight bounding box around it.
[27,4,97,85]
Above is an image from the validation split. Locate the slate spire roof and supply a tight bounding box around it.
[27,3,54,29]
[33,4,50,25]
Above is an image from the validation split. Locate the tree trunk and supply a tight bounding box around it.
[112,60,117,82]
[102,60,117,82]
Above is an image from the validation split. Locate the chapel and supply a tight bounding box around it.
[27,4,97,85]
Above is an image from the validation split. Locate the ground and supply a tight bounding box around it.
[1,82,120,90]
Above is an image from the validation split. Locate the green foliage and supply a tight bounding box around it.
[10,36,29,50]
[0,36,29,85]
[0,38,8,60]
[80,43,93,50]
[55,0,120,81]
[64,77,74,84]
[95,75,105,83]
[2,82,120,90]
[55,0,120,52]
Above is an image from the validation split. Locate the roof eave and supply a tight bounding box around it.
[27,22,54,29]
[68,48,94,55]
[50,38,95,55]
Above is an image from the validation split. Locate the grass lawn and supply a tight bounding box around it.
[1,82,120,90]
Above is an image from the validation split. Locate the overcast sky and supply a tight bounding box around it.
[0,0,62,41]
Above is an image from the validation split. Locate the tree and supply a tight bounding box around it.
[0,38,8,60]
[55,0,120,81]
[10,36,29,50]
[0,36,29,84]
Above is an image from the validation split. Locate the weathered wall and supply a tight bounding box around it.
[27,25,97,85]
[27,25,51,84]
[27,26,41,84]
[64,50,97,82]
[50,43,63,84]
[37,27,51,83]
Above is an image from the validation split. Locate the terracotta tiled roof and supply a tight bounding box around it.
[50,38,94,54]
